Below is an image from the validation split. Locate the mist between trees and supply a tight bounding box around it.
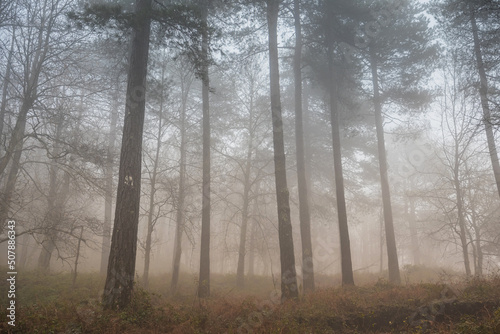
[0,0,499,310]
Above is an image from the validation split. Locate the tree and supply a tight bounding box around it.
[171,59,194,295]
[266,0,298,301]
[142,55,171,288]
[197,0,211,298]
[293,0,314,292]
[435,0,500,199]
[323,0,355,285]
[0,0,84,232]
[100,80,120,276]
[360,0,437,284]
[102,0,152,309]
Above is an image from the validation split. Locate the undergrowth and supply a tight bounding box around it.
[1,267,499,333]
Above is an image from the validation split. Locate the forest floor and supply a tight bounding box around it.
[1,267,500,333]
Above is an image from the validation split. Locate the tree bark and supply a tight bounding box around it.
[370,49,401,284]
[267,0,298,301]
[470,8,500,199]
[198,0,211,298]
[326,17,354,286]
[293,0,314,293]
[102,0,152,310]
[236,84,255,289]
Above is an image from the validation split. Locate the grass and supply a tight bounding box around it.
[1,267,499,333]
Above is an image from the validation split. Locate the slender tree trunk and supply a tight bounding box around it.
[408,197,420,265]
[236,103,254,289]
[248,217,256,277]
[102,0,152,310]
[100,83,119,276]
[171,71,190,295]
[293,0,314,293]
[143,102,163,289]
[453,152,471,276]
[379,209,384,274]
[37,113,65,272]
[369,49,401,284]
[72,226,84,287]
[0,98,32,231]
[0,8,49,229]
[470,8,500,199]
[267,0,298,301]
[326,21,354,286]
[198,1,211,298]
[475,226,483,276]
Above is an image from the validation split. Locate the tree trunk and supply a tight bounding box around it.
[379,209,384,274]
[100,82,119,276]
[248,217,256,277]
[0,98,33,232]
[171,68,191,295]
[102,0,152,310]
[326,20,354,286]
[293,0,314,293]
[236,104,254,289]
[267,0,298,301]
[37,113,66,272]
[143,98,163,289]
[470,8,500,199]
[0,4,50,229]
[408,197,420,265]
[72,226,84,287]
[370,49,401,284]
[198,0,211,298]
[453,151,471,276]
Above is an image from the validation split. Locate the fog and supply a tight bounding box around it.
[0,0,499,311]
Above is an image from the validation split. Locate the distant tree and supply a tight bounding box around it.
[293,0,314,292]
[434,0,500,199]
[171,59,195,295]
[197,0,212,298]
[141,53,171,288]
[361,0,437,284]
[0,0,85,233]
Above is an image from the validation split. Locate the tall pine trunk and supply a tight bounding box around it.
[326,13,354,286]
[198,1,211,298]
[102,0,152,310]
[267,0,298,301]
[469,8,500,199]
[370,49,401,284]
[293,0,314,293]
